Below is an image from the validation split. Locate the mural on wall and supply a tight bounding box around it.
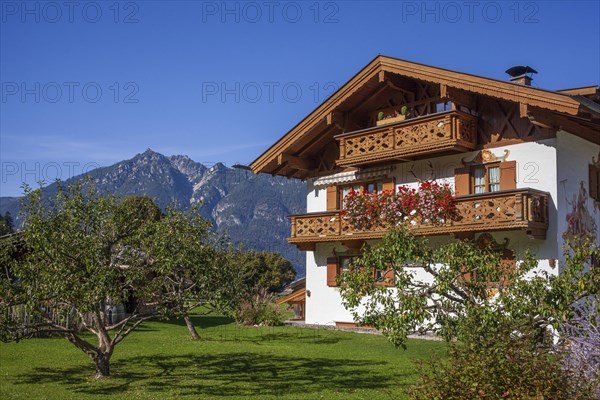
[563,181,597,245]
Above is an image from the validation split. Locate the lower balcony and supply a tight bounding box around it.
[289,189,549,248]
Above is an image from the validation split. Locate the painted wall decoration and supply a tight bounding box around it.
[563,181,597,245]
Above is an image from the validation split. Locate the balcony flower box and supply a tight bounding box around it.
[376,114,406,126]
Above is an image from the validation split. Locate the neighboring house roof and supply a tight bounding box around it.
[277,277,306,304]
[276,287,306,305]
[251,55,600,178]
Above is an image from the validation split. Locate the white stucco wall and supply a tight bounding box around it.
[301,138,600,325]
[306,180,327,213]
[555,130,600,264]
[304,242,355,325]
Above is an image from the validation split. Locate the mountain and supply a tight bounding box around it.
[0,149,307,276]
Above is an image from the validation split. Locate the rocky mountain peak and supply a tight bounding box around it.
[0,150,307,276]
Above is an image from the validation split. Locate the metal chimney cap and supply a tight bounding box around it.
[505,66,538,77]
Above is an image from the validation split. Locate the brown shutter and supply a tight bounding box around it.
[589,164,599,201]
[326,186,338,210]
[454,167,470,196]
[382,268,395,287]
[326,257,338,287]
[499,161,517,191]
[381,178,396,193]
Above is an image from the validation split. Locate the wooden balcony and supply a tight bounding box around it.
[289,189,549,247]
[335,110,478,167]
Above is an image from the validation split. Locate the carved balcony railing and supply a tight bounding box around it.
[335,110,478,167]
[289,189,549,246]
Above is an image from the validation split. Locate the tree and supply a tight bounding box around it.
[139,206,234,340]
[339,227,600,398]
[234,250,296,293]
[0,212,14,236]
[338,226,600,349]
[0,182,162,378]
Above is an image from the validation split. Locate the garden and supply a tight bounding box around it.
[0,313,445,400]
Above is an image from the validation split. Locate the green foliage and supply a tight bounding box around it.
[0,212,14,236]
[377,111,385,121]
[338,225,600,398]
[232,250,296,293]
[339,226,600,349]
[0,179,252,374]
[400,105,409,116]
[235,287,287,326]
[411,317,572,400]
[138,206,235,320]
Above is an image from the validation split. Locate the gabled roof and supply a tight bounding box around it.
[251,55,599,176]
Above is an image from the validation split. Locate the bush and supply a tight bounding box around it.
[235,287,286,326]
[410,318,574,400]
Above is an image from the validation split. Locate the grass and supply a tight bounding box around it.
[0,313,446,400]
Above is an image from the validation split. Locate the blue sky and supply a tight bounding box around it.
[1,0,599,196]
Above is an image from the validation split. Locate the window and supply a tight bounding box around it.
[338,256,353,276]
[331,179,392,210]
[327,255,394,287]
[454,161,516,196]
[472,164,501,194]
[435,101,453,113]
[340,184,362,209]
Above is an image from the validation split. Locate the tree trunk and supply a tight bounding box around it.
[183,314,200,340]
[94,354,110,379]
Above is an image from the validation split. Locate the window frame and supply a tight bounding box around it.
[470,162,501,195]
[338,180,385,209]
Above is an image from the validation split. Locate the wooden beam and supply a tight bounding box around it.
[528,110,600,144]
[440,83,448,99]
[348,83,391,114]
[326,111,345,130]
[270,160,288,176]
[447,88,476,110]
[277,153,316,171]
[297,124,338,157]
[519,103,529,118]
[285,167,300,179]
[296,243,316,251]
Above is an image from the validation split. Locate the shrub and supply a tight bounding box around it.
[410,318,574,400]
[235,287,286,326]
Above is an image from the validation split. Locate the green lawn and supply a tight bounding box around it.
[0,314,446,400]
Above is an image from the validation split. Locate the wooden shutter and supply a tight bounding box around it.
[454,167,470,196]
[326,257,338,287]
[326,186,338,210]
[589,164,599,201]
[382,268,395,287]
[381,178,396,193]
[499,161,517,191]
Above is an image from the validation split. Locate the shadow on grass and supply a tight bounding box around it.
[16,352,398,397]
[160,314,235,329]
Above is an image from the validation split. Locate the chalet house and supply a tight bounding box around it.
[251,56,600,327]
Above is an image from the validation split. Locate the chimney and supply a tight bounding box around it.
[505,66,538,86]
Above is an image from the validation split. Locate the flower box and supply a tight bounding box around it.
[376,114,406,126]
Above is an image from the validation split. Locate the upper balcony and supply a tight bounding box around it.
[335,110,478,168]
[288,188,549,248]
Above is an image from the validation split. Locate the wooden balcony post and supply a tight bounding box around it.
[291,217,297,238]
